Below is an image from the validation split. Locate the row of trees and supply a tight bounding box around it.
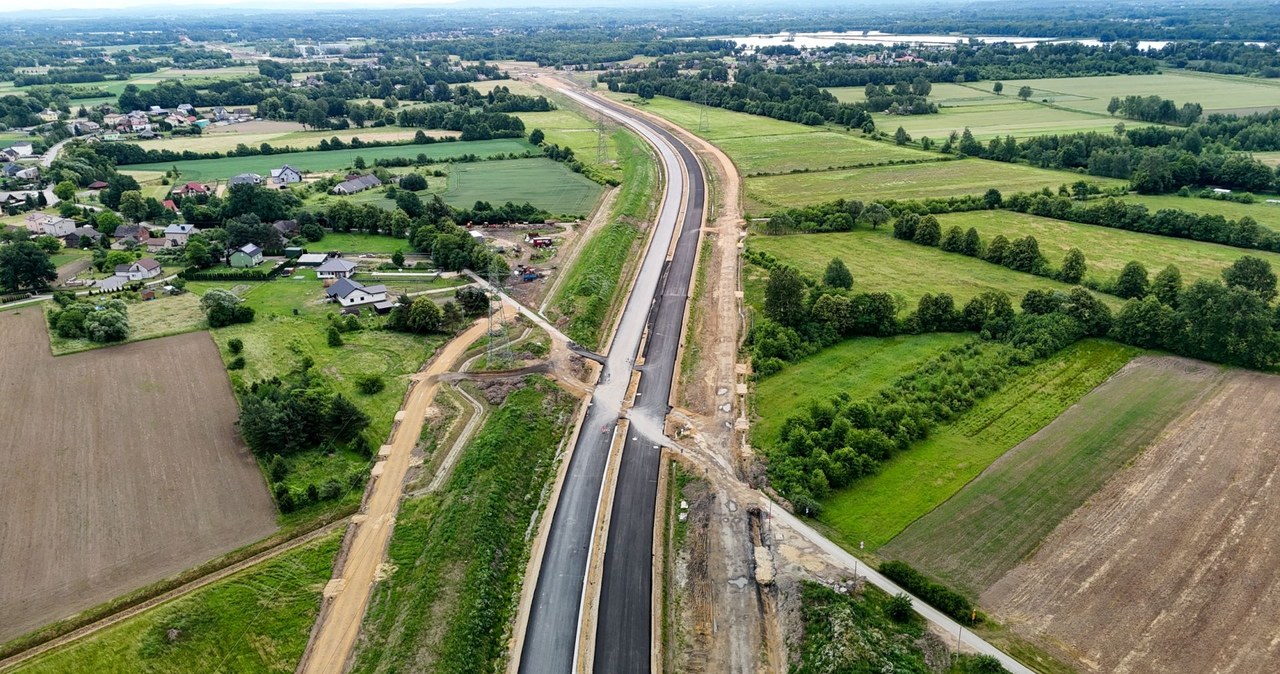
[1107,95,1203,126]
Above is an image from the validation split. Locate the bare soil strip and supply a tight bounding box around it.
[985,366,1280,673]
[0,309,277,645]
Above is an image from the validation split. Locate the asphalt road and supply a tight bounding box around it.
[518,88,698,674]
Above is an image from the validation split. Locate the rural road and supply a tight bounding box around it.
[296,308,512,674]
[517,85,698,674]
[41,138,70,168]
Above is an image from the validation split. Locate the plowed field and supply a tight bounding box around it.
[0,309,277,643]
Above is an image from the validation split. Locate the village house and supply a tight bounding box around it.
[145,238,174,253]
[7,142,34,157]
[64,226,103,248]
[229,243,264,267]
[229,173,263,187]
[271,164,303,185]
[173,181,209,198]
[163,223,197,245]
[72,120,100,136]
[112,224,150,248]
[114,257,162,280]
[25,214,75,237]
[315,257,358,279]
[331,174,381,195]
[324,277,393,311]
[273,219,300,238]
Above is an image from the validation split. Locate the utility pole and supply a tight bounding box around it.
[486,263,511,367]
[596,112,609,164]
[696,90,710,133]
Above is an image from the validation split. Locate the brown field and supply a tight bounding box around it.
[984,366,1280,673]
[0,309,277,644]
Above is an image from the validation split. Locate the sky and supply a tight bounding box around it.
[0,0,469,13]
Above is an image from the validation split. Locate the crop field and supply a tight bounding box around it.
[0,309,278,644]
[882,356,1219,595]
[746,230,1123,314]
[935,210,1280,285]
[744,158,1126,210]
[714,130,932,175]
[983,365,1280,673]
[13,532,341,674]
[143,123,446,154]
[121,138,536,182]
[350,379,575,673]
[830,83,1144,140]
[1258,151,1280,168]
[750,333,972,452]
[604,92,821,141]
[998,71,1280,116]
[444,157,603,214]
[818,339,1136,550]
[1119,193,1280,231]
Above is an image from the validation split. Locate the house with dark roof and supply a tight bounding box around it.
[331,174,381,195]
[273,219,300,237]
[163,223,197,245]
[229,173,263,187]
[315,257,358,279]
[64,226,103,248]
[114,257,162,280]
[87,180,109,190]
[229,243,264,268]
[324,277,392,311]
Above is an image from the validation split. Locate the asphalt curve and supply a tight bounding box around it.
[518,89,705,674]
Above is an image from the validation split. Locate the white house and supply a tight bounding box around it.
[114,258,162,281]
[25,214,75,237]
[331,174,381,195]
[271,164,303,185]
[229,173,263,187]
[163,223,197,245]
[8,142,34,158]
[324,277,391,309]
[315,257,358,279]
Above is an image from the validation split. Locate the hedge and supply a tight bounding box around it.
[879,560,980,626]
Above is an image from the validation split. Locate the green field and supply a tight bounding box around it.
[144,126,433,154]
[745,230,1123,314]
[881,356,1221,595]
[605,92,822,141]
[309,232,412,254]
[750,333,973,452]
[14,532,341,674]
[830,82,1145,140]
[444,157,603,214]
[350,379,574,673]
[818,339,1137,551]
[745,158,1127,210]
[47,292,208,356]
[1119,193,1280,231]
[998,71,1280,116]
[715,130,933,175]
[1258,152,1280,168]
[551,130,657,348]
[122,138,536,183]
[935,210,1280,286]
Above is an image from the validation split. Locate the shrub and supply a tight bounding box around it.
[227,337,244,354]
[228,355,246,370]
[879,560,978,625]
[886,593,915,622]
[318,479,343,501]
[356,373,385,395]
[327,324,344,347]
[268,455,288,482]
[273,482,295,513]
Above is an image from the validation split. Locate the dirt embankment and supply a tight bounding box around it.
[985,366,1280,673]
[0,309,277,644]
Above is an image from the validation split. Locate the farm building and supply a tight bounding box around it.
[271,165,303,185]
[229,173,263,187]
[229,244,264,268]
[297,253,329,266]
[324,277,393,311]
[163,223,196,245]
[332,174,381,195]
[114,258,162,281]
[315,257,358,279]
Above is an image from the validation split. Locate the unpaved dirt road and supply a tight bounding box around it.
[0,309,277,644]
[986,367,1280,673]
[297,308,511,674]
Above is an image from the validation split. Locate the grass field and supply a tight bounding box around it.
[935,210,1280,286]
[1258,152,1280,168]
[750,333,973,452]
[997,71,1280,116]
[122,138,535,183]
[350,379,575,673]
[818,339,1138,551]
[47,292,207,355]
[881,355,1219,596]
[1119,193,1280,231]
[715,130,932,175]
[745,230,1123,314]
[745,158,1127,210]
[605,93,822,141]
[309,232,411,254]
[830,82,1145,140]
[14,532,341,674]
[551,130,656,348]
[445,157,603,214]
[142,123,441,154]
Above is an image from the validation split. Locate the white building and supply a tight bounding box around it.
[324,277,392,310]
[315,257,358,279]
[114,258,162,281]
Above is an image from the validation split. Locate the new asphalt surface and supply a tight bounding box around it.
[518,88,703,674]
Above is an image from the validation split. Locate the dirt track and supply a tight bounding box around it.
[985,367,1280,673]
[0,309,277,644]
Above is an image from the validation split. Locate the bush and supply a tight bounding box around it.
[318,479,343,501]
[228,355,246,370]
[227,337,244,354]
[356,373,385,395]
[268,455,288,482]
[879,560,978,625]
[327,324,344,347]
[273,482,295,513]
[886,593,915,622]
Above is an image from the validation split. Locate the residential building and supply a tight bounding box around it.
[8,142,33,157]
[87,180,109,190]
[273,219,300,238]
[324,277,393,311]
[145,238,174,253]
[229,243,264,267]
[26,214,75,237]
[271,164,303,185]
[315,257,358,279]
[229,173,263,187]
[163,223,196,244]
[114,258,162,280]
[331,174,381,195]
[174,182,209,198]
[64,226,103,248]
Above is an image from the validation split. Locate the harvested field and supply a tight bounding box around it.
[0,309,277,644]
[983,364,1280,673]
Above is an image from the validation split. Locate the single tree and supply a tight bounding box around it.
[1115,261,1150,299]
[391,249,405,267]
[960,227,983,257]
[913,216,942,246]
[1107,96,1122,116]
[992,82,1004,95]
[764,265,807,327]
[823,258,853,289]
[118,190,147,223]
[894,126,911,145]
[529,128,545,145]
[0,241,57,291]
[54,180,77,202]
[1223,256,1277,301]
[1151,265,1183,307]
[857,203,891,230]
[1017,85,1034,100]
[940,226,965,252]
[1059,248,1087,284]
